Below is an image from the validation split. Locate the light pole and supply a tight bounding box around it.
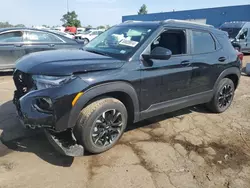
[67,0,69,13]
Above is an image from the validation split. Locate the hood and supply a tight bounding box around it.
[16,49,124,76]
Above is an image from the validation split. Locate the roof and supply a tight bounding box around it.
[220,21,247,28]
[120,21,161,27]
[0,27,53,33]
[120,19,217,31]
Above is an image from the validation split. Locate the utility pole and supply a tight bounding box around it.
[67,0,69,13]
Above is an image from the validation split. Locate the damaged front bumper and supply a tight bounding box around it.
[44,129,84,157]
[12,71,89,156]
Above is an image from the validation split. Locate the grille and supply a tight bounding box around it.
[13,70,34,99]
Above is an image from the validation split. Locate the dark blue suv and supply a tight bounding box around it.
[13,20,241,156]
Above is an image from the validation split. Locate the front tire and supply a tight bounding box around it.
[83,38,89,44]
[74,98,128,154]
[206,78,235,113]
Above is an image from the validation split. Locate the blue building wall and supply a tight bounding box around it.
[122,5,250,28]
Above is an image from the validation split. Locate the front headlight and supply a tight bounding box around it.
[32,75,76,90]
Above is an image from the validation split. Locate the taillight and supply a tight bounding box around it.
[237,52,243,61]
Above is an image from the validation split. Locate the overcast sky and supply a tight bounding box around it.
[0,0,249,27]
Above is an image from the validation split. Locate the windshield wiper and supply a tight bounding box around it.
[85,49,109,57]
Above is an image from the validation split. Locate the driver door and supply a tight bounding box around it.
[140,28,193,112]
[238,28,249,52]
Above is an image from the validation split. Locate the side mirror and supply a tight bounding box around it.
[142,47,172,60]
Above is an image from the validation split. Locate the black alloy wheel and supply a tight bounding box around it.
[91,109,124,147]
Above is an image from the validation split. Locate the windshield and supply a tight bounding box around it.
[84,25,156,60]
[82,30,92,35]
[220,28,241,39]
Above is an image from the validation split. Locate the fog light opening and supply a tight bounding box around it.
[34,97,53,113]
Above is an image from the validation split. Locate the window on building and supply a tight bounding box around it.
[192,31,216,54]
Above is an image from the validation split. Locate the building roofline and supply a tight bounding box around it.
[123,4,250,18]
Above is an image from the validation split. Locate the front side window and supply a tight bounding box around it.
[220,28,241,39]
[150,29,187,55]
[192,31,216,54]
[97,31,103,35]
[238,28,248,40]
[84,25,157,60]
[24,31,63,43]
[91,31,99,35]
[0,31,23,43]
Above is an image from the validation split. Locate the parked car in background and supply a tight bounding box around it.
[65,26,77,35]
[13,20,241,156]
[0,28,84,71]
[50,30,75,39]
[77,27,86,34]
[220,21,250,53]
[52,27,65,32]
[75,30,104,43]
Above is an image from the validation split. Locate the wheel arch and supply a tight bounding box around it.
[67,81,140,129]
[214,67,241,92]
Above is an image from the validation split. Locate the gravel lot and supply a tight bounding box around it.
[0,56,250,188]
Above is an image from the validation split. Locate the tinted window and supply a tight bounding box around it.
[0,31,23,43]
[192,31,215,54]
[25,31,63,43]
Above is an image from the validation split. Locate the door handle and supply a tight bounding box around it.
[218,57,226,62]
[48,44,55,47]
[181,60,191,66]
[14,44,23,47]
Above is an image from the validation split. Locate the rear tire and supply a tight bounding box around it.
[206,78,235,113]
[74,98,127,154]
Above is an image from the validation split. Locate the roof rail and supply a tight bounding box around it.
[123,20,142,23]
[161,19,214,28]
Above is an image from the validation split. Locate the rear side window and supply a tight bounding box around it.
[192,31,216,54]
[24,31,63,43]
[0,31,23,43]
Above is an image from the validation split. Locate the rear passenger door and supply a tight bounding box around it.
[0,31,25,70]
[238,28,249,52]
[189,30,224,94]
[23,30,57,54]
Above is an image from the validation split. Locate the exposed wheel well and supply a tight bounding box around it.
[86,91,135,123]
[225,74,239,89]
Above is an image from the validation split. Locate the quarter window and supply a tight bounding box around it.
[25,31,63,43]
[0,31,23,43]
[192,31,216,54]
